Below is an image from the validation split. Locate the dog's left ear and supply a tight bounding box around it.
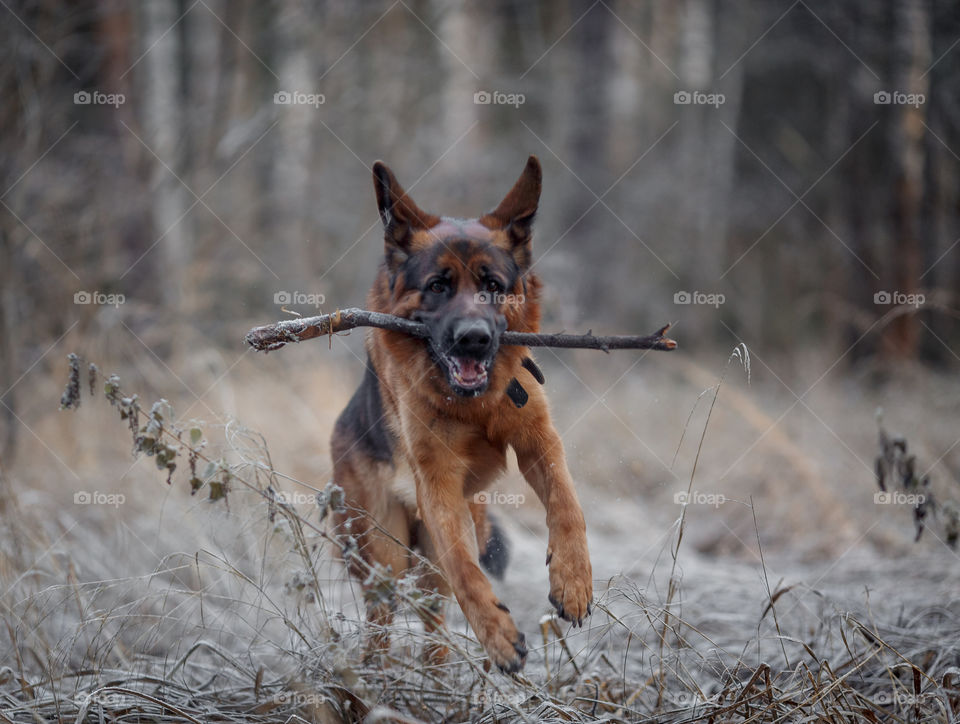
[481,155,542,267]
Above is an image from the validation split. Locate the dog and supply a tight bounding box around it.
[331,155,592,672]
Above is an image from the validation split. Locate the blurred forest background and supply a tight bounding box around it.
[3,0,960,424]
[1,0,960,555]
[2,2,960,719]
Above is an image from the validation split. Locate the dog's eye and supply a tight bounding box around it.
[484,279,503,294]
[428,279,447,294]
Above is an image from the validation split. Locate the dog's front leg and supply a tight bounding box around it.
[514,415,593,626]
[414,463,527,672]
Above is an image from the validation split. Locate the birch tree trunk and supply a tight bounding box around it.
[271,2,314,277]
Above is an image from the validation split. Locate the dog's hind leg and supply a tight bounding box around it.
[331,454,413,662]
[471,503,510,580]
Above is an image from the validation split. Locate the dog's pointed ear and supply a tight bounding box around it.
[481,155,542,267]
[372,161,439,267]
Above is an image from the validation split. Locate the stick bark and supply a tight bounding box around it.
[244,308,677,353]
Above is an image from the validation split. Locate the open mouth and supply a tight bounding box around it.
[437,353,492,395]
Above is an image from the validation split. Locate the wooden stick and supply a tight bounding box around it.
[244,307,677,353]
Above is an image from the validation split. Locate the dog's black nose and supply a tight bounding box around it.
[452,319,493,357]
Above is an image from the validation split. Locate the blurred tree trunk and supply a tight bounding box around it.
[568,3,611,198]
[567,2,612,310]
[676,0,743,340]
[184,1,221,176]
[881,0,931,360]
[826,6,866,357]
[676,0,713,288]
[439,2,478,163]
[94,1,135,280]
[918,2,960,364]
[0,229,16,467]
[606,1,653,161]
[271,2,315,279]
[142,0,191,359]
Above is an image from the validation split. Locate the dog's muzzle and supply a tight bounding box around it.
[422,313,506,397]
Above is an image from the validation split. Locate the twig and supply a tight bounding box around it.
[244,307,677,353]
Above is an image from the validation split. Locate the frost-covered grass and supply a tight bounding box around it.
[2,346,959,722]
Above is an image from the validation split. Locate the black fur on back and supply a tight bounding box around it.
[333,359,395,463]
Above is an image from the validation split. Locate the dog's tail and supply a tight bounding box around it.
[478,513,510,580]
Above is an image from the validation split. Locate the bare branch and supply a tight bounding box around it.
[244,308,677,353]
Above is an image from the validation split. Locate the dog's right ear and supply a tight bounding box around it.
[372,161,439,268]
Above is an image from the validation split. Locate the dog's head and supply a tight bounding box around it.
[370,156,542,397]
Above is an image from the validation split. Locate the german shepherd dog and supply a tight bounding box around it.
[331,156,592,672]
